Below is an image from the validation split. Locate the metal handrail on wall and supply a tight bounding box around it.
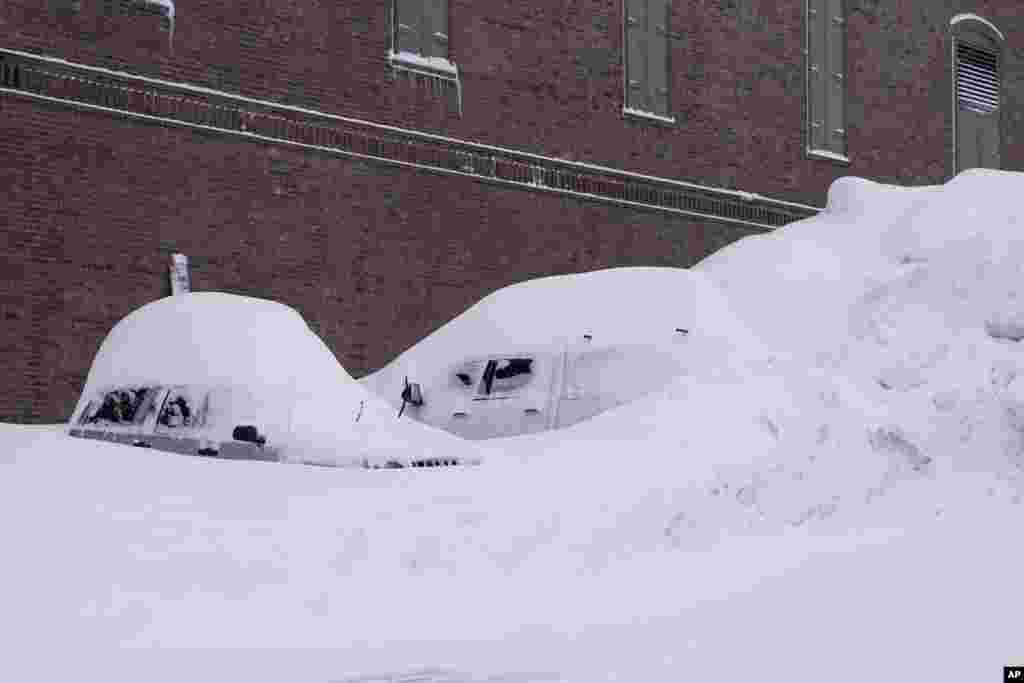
[0,48,821,230]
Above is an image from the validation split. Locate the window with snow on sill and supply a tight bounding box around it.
[389,50,458,76]
[623,107,677,125]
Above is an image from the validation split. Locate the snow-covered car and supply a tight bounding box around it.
[363,267,758,440]
[69,384,277,461]
[66,292,482,468]
[368,337,696,440]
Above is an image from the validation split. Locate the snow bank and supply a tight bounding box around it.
[8,170,1024,682]
[695,177,940,356]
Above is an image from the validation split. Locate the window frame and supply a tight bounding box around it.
[454,356,538,401]
[950,14,1004,175]
[804,0,849,164]
[477,358,535,397]
[622,0,676,125]
[389,0,457,76]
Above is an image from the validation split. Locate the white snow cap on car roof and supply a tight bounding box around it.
[82,291,353,397]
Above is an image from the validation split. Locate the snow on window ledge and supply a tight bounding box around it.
[622,107,676,125]
[137,0,174,43]
[807,148,850,164]
[388,51,458,78]
[147,0,174,18]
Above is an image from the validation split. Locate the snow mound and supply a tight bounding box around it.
[8,172,1024,681]
[479,169,1024,537]
[364,267,761,409]
[894,168,1024,263]
[695,177,941,356]
[418,266,755,349]
[82,292,341,393]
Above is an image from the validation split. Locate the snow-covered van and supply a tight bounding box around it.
[369,334,692,440]
[68,384,278,461]
[360,267,755,441]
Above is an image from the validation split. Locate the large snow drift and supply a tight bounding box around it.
[5,169,1024,682]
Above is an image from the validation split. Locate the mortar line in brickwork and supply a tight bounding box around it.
[0,86,783,232]
[0,46,822,214]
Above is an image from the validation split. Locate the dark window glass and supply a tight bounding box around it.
[478,358,534,396]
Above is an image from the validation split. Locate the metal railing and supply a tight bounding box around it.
[0,49,820,230]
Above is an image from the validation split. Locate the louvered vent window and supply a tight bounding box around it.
[957,42,999,114]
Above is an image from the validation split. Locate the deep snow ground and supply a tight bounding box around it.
[4,171,1024,681]
[3,423,1021,682]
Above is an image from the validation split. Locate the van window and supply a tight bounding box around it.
[478,358,533,396]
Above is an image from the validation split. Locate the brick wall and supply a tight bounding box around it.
[3,0,1024,422]
[848,1,1024,184]
[4,2,1023,203]
[0,94,746,422]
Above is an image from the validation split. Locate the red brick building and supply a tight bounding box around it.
[1,1,1021,422]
